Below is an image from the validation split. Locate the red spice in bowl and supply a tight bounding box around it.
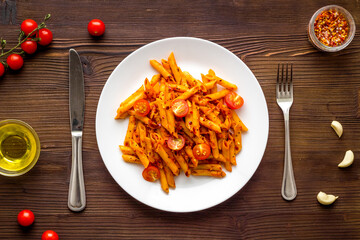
[308,5,355,52]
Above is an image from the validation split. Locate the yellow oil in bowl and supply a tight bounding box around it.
[0,120,40,176]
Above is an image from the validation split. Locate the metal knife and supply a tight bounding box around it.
[68,48,86,212]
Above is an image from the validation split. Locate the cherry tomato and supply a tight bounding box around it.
[0,63,5,77]
[17,209,35,227]
[224,92,244,109]
[134,99,150,116]
[42,230,59,240]
[88,19,105,36]
[7,54,24,70]
[21,39,37,54]
[167,135,185,150]
[142,166,160,182]
[21,19,38,36]
[171,99,189,117]
[37,28,53,46]
[193,143,211,160]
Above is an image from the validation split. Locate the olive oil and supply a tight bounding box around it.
[0,120,40,176]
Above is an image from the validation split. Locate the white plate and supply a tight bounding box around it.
[96,37,269,212]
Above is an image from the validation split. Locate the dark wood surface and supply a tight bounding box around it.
[1,0,360,239]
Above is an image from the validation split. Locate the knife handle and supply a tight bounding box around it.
[68,132,86,212]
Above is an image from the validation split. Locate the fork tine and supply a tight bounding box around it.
[286,63,289,93]
[276,63,280,96]
[281,63,284,93]
[290,63,293,96]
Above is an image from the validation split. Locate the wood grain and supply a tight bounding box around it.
[1,0,360,239]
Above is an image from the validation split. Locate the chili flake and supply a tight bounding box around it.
[314,9,349,47]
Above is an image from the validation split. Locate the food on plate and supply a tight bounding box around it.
[17,209,35,227]
[116,52,247,193]
[88,19,105,37]
[331,120,343,138]
[225,92,244,109]
[314,9,349,47]
[142,166,160,182]
[317,191,338,205]
[338,150,354,168]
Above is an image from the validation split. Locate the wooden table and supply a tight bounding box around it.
[1,0,359,239]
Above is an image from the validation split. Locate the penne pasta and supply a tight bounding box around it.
[192,100,200,136]
[205,89,231,101]
[129,139,149,168]
[122,155,142,164]
[155,144,179,176]
[164,165,176,189]
[191,169,226,178]
[168,52,182,84]
[116,52,248,193]
[174,85,200,101]
[159,167,169,194]
[150,59,173,81]
[199,117,222,133]
[124,116,136,146]
[119,145,136,155]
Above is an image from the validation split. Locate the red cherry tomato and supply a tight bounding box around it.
[171,99,189,117]
[37,28,53,46]
[134,99,150,116]
[167,135,185,150]
[193,143,211,160]
[21,19,38,36]
[21,39,37,54]
[42,230,59,240]
[224,92,244,109]
[7,54,24,70]
[17,209,35,227]
[142,166,160,182]
[0,63,5,77]
[88,19,105,36]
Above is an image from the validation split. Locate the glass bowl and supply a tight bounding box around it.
[0,119,40,177]
[308,5,356,52]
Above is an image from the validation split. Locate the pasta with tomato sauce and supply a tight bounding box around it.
[116,52,247,193]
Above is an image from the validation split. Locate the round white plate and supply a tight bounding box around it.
[96,37,269,212]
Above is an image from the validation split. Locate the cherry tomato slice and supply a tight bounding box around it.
[193,143,211,160]
[167,135,185,150]
[224,92,244,109]
[42,230,59,240]
[171,99,189,117]
[21,19,38,36]
[88,19,105,37]
[21,39,37,54]
[0,63,5,77]
[7,54,24,70]
[17,209,35,227]
[134,99,150,116]
[142,166,160,182]
[37,28,53,46]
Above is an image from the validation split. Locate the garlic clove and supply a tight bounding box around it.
[338,150,354,168]
[331,120,343,138]
[317,191,338,205]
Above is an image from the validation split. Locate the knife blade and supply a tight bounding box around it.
[68,48,86,212]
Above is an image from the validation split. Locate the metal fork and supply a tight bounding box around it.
[276,63,297,201]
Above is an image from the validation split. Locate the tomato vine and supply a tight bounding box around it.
[0,14,52,76]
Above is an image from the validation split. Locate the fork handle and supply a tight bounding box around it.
[281,110,297,201]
